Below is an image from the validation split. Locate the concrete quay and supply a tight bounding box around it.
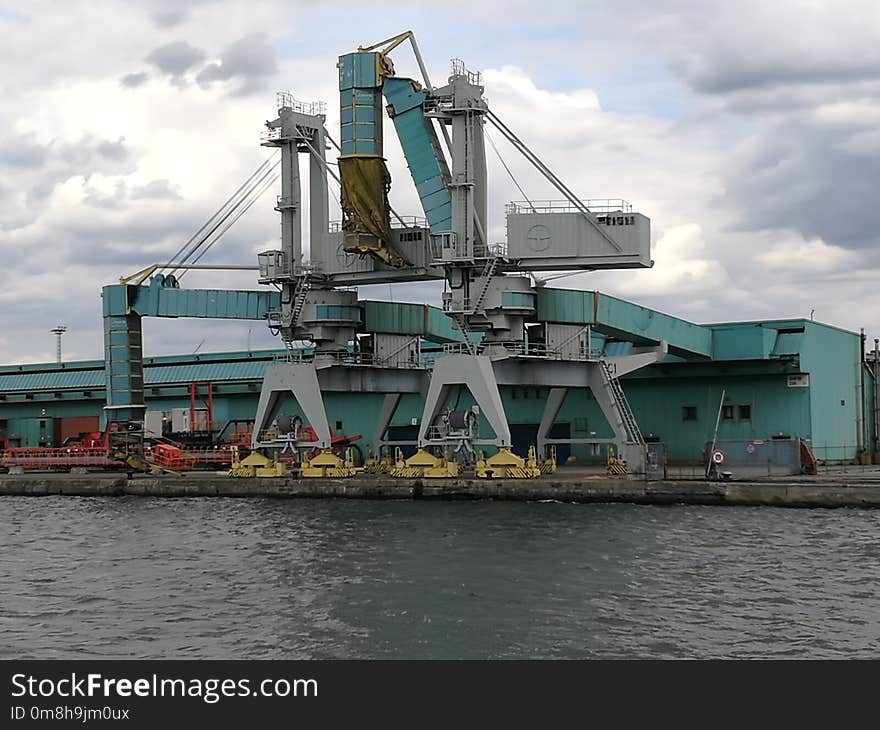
[3,470,880,508]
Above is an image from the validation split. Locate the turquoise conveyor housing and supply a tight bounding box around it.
[382,76,452,231]
[2,285,872,464]
[338,51,452,232]
[101,276,281,424]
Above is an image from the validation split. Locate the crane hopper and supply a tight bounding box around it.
[337,50,453,268]
[338,51,402,266]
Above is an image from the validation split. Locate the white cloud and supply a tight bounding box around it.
[0,0,877,367]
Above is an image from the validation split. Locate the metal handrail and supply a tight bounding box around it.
[391,215,429,229]
[506,199,633,215]
[276,93,327,116]
[439,340,596,361]
[271,350,427,370]
[450,58,481,85]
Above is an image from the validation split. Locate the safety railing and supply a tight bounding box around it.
[450,58,481,86]
[391,215,429,229]
[276,93,327,116]
[439,340,595,360]
[270,350,427,369]
[506,199,633,215]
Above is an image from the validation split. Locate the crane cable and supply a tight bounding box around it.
[163,152,280,277]
[169,156,280,277]
[161,155,274,274]
[178,169,281,278]
[484,127,535,212]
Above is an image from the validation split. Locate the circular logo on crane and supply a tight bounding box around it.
[712,450,725,464]
[336,242,357,269]
[526,224,552,252]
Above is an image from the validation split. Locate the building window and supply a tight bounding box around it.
[335,420,343,431]
[738,405,751,420]
[682,406,697,421]
[721,405,734,420]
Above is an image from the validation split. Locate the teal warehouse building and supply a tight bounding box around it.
[0,292,874,464]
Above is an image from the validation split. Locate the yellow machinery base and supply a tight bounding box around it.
[363,450,395,474]
[475,446,556,479]
[228,451,289,478]
[606,446,629,476]
[476,447,543,479]
[301,449,362,478]
[391,448,460,478]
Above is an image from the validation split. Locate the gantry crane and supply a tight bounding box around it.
[251,31,662,474]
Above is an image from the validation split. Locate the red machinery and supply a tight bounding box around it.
[0,447,126,472]
[299,426,364,464]
[146,442,238,471]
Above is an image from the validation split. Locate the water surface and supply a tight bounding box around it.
[1,497,877,658]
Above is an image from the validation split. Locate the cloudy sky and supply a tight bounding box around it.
[1,0,878,364]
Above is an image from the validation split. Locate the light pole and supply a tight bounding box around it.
[50,325,67,364]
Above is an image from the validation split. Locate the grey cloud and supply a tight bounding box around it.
[145,40,206,77]
[723,120,880,250]
[1,136,136,234]
[673,54,880,96]
[0,136,48,168]
[96,138,128,162]
[717,79,880,115]
[131,179,181,200]
[151,9,187,28]
[196,33,278,93]
[83,180,127,210]
[120,71,149,88]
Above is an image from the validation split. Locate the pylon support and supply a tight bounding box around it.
[252,362,332,448]
[418,355,510,447]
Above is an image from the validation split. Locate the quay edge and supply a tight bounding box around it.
[2,475,880,508]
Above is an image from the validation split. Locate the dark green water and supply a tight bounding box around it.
[1,497,878,658]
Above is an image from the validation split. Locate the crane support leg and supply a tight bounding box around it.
[537,388,568,460]
[418,355,510,447]
[586,346,666,475]
[252,362,332,448]
[374,393,403,454]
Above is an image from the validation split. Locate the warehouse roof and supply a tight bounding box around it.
[0,349,285,393]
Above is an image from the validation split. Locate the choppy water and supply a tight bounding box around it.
[1,496,879,659]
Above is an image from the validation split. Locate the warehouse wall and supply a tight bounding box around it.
[0,322,867,462]
[798,322,862,460]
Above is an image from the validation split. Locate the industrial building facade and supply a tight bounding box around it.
[0,315,872,464]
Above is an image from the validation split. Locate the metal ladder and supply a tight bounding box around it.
[450,312,476,356]
[290,277,311,327]
[600,360,644,445]
[469,256,500,314]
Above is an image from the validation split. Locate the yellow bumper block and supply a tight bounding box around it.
[228,451,288,478]
[391,448,460,478]
[475,447,543,479]
[301,449,362,478]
